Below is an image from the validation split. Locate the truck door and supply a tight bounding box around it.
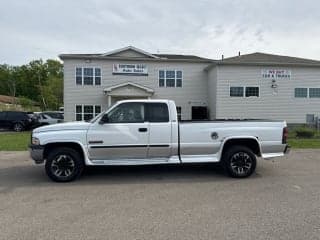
[146,103,172,158]
[87,102,149,160]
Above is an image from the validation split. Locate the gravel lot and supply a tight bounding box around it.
[0,150,319,240]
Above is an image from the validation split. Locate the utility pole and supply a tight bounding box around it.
[7,70,16,107]
[38,71,47,110]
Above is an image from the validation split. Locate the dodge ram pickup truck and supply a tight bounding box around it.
[29,99,290,182]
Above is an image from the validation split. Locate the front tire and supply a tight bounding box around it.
[45,147,84,182]
[222,145,257,178]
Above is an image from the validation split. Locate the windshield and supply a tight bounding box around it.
[90,110,105,123]
[90,104,116,123]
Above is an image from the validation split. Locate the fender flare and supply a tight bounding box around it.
[217,136,262,161]
[42,139,92,165]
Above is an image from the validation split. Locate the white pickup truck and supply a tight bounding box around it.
[29,99,290,182]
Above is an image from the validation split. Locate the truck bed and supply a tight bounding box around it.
[178,120,287,161]
[180,119,283,123]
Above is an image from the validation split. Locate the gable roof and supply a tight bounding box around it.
[220,52,320,66]
[59,46,213,62]
[104,82,154,94]
[204,52,320,70]
[101,46,160,59]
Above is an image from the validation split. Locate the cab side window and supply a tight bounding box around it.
[107,103,145,123]
[146,103,169,122]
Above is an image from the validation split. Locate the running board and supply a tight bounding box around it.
[90,157,180,166]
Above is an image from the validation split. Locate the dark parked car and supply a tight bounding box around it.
[0,111,38,131]
[43,111,64,120]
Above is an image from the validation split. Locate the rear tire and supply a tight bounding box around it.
[13,123,23,132]
[45,147,84,182]
[222,145,256,178]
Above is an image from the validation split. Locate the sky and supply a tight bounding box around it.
[1,0,320,65]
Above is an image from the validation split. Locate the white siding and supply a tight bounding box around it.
[207,67,217,119]
[63,59,210,121]
[214,65,320,123]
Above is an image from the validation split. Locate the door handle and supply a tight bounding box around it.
[138,128,148,132]
[88,140,103,144]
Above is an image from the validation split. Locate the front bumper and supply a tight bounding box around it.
[284,145,291,154]
[29,144,45,164]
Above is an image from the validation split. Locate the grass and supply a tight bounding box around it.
[287,126,320,148]
[0,131,319,151]
[0,132,31,151]
[288,138,320,149]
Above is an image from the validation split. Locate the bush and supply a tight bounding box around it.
[18,97,34,108]
[294,127,315,138]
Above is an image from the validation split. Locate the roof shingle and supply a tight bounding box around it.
[153,54,211,61]
[221,52,320,65]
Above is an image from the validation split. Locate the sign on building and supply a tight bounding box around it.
[113,64,148,75]
[261,69,291,79]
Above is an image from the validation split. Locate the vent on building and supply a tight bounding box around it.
[306,114,315,126]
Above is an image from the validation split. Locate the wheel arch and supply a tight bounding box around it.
[220,136,262,159]
[43,141,87,164]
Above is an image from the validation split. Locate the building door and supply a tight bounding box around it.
[192,106,208,120]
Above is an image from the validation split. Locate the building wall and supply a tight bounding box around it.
[63,59,211,121]
[207,67,217,119]
[214,65,320,123]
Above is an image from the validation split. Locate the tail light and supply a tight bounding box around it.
[282,127,288,144]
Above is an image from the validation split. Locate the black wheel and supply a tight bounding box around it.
[13,123,23,132]
[45,147,84,182]
[222,145,256,178]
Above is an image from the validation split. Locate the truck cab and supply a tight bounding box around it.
[87,101,176,161]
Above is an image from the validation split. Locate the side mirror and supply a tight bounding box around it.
[99,114,109,124]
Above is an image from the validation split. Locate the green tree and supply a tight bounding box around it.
[0,64,11,95]
[0,59,63,111]
[42,75,63,110]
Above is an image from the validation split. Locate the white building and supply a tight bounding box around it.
[60,46,320,124]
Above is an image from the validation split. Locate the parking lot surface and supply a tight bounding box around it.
[0,150,319,240]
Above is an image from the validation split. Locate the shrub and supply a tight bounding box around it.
[294,127,315,138]
[18,97,34,108]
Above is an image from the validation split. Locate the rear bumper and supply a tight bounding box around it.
[284,145,291,154]
[29,144,45,164]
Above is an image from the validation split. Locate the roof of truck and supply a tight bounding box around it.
[116,99,171,104]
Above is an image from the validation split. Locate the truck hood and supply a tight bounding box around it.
[33,121,91,133]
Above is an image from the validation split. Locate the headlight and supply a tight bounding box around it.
[32,137,40,145]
